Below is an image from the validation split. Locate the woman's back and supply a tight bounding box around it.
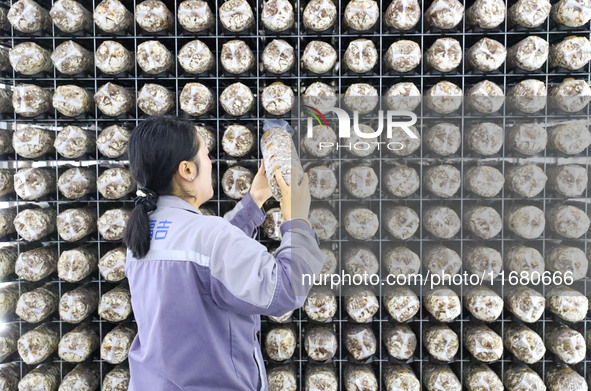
[125,193,323,391]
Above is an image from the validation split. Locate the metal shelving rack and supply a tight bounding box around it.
[0,0,591,388]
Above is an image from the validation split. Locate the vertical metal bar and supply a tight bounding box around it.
[459,1,466,384]
[336,0,343,389]
[295,0,303,386]
[418,0,424,386]
[6,0,25,381]
[214,0,221,218]
[541,10,551,385]
[90,0,102,385]
[500,7,508,386]
[377,0,383,387]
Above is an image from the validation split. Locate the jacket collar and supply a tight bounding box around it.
[156,195,202,215]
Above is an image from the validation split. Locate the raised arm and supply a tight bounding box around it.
[223,192,265,238]
[208,218,324,316]
[224,161,272,237]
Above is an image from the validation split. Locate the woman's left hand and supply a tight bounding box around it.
[250,161,273,208]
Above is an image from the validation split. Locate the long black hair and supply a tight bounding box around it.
[124,116,201,259]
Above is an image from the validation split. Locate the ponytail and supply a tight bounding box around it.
[125,204,152,259]
[123,116,201,259]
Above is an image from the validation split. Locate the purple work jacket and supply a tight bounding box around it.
[125,193,324,391]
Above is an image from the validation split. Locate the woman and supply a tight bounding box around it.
[123,116,324,391]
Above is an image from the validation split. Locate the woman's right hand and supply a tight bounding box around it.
[274,167,310,222]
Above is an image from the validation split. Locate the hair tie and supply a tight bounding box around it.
[134,187,159,212]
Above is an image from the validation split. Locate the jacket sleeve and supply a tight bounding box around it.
[208,219,324,316]
[223,193,266,238]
